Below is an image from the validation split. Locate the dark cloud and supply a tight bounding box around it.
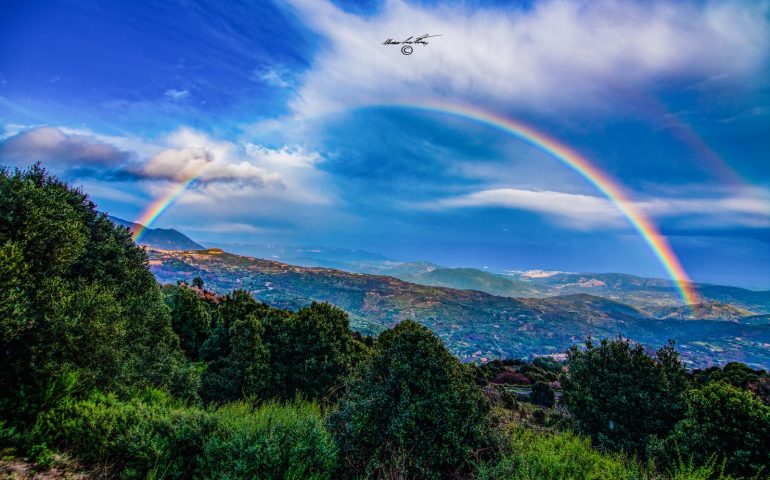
[0,127,133,167]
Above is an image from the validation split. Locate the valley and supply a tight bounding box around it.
[147,248,770,369]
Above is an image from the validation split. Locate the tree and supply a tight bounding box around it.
[530,381,555,408]
[165,285,212,360]
[693,362,766,391]
[192,276,204,289]
[561,338,688,454]
[200,299,367,403]
[0,165,187,420]
[199,291,272,403]
[200,313,270,403]
[262,302,368,400]
[665,381,770,477]
[328,320,493,479]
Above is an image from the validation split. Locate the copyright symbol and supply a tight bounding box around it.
[401,45,413,55]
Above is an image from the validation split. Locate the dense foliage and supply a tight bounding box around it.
[663,381,770,477]
[0,165,188,421]
[34,389,336,479]
[197,289,367,403]
[164,284,213,360]
[562,338,689,455]
[475,426,642,480]
[329,320,494,479]
[530,381,555,408]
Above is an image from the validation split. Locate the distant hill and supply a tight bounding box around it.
[206,242,408,273]
[385,268,770,314]
[146,248,770,369]
[378,261,441,276]
[195,240,770,313]
[396,267,540,297]
[649,302,756,322]
[498,271,770,313]
[108,216,204,251]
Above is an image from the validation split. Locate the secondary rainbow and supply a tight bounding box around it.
[371,101,699,305]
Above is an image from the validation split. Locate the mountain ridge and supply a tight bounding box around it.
[108,216,204,251]
[146,247,770,369]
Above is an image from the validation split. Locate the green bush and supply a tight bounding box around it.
[666,455,734,480]
[530,381,555,408]
[196,401,337,480]
[475,426,642,480]
[664,381,770,478]
[261,302,369,401]
[34,389,213,479]
[562,338,688,454]
[329,320,494,479]
[164,285,212,361]
[33,390,336,479]
[200,299,367,404]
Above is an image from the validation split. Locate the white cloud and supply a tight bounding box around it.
[141,129,283,185]
[164,88,190,100]
[252,66,292,89]
[428,188,624,228]
[0,123,334,215]
[285,0,770,116]
[132,128,336,209]
[425,187,770,230]
[245,143,321,168]
[640,192,770,218]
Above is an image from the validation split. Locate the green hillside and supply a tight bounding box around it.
[147,248,770,369]
[396,267,540,297]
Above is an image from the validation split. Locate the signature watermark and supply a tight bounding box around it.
[383,34,440,55]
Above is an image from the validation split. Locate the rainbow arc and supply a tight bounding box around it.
[132,102,701,305]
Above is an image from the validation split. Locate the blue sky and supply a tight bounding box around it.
[1,0,769,288]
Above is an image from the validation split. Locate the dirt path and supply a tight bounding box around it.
[0,459,90,480]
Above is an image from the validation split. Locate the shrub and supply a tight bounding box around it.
[561,338,688,454]
[165,285,212,360]
[664,381,770,478]
[200,300,368,404]
[492,371,531,385]
[261,302,369,401]
[666,455,734,480]
[530,381,555,408]
[200,313,270,404]
[196,400,337,480]
[475,426,642,480]
[34,389,214,479]
[34,391,337,479]
[328,320,494,479]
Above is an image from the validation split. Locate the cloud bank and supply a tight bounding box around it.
[426,187,770,230]
[0,127,132,166]
[285,0,770,116]
[0,125,334,215]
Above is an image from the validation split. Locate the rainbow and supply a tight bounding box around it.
[654,105,770,214]
[131,101,700,305]
[132,174,200,243]
[371,101,699,305]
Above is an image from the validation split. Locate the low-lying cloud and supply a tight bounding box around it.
[0,125,332,209]
[426,187,770,230]
[0,126,132,166]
